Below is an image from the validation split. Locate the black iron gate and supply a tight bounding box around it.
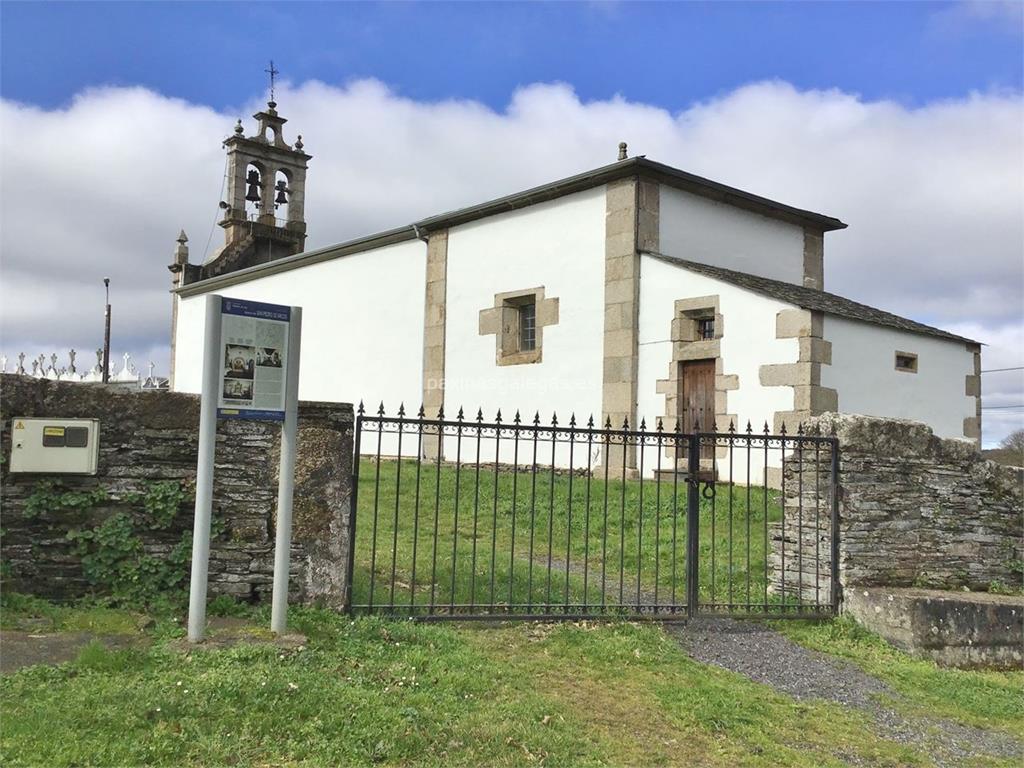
[346,404,839,620]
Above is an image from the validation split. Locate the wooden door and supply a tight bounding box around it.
[679,359,716,459]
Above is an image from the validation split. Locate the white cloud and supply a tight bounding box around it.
[929,0,1024,35]
[1,78,1021,444]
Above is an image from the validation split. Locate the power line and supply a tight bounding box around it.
[981,366,1024,374]
[981,405,1024,410]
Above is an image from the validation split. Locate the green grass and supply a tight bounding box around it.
[352,458,809,615]
[777,617,1024,739]
[2,602,952,767]
[0,592,144,634]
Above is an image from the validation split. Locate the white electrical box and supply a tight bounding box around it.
[9,418,100,475]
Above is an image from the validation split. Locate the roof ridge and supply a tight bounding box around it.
[415,156,846,233]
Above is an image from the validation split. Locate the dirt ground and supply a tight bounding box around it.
[0,631,140,674]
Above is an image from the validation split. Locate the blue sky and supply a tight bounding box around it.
[1,1,1022,444]
[2,1,1022,112]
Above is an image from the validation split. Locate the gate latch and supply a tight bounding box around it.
[684,474,716,500]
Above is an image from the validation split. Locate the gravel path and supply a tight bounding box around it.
[525,555,1022,766]
[670,617,1023,767]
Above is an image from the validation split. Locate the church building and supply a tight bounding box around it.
[168,99,982,478]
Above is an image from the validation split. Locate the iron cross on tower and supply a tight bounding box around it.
[265,60,279,103]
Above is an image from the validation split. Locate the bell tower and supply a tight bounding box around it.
[200,62,312,279]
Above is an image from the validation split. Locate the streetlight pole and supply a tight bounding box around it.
[102,278,111,383]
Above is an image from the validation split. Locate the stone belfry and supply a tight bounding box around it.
[173,62,312,284]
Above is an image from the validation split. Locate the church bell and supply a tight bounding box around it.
[245,169,261,203]
[274,179,289,206]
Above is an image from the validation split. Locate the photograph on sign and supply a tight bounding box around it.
[217,298,290,421]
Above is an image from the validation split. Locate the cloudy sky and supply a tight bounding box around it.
[1,1,1022,445]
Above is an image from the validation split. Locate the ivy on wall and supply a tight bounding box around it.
[24,479,108,520]
[22,478,223,607]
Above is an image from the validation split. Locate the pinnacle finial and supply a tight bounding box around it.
[234,119,244,136]
[618,141,628,161]
[176,229,188,244]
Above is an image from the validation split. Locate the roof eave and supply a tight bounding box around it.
[173,225,418,297]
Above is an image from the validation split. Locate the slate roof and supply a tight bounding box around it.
[646,251,977,345]
[177,155,847,296]
[416,156,846,234]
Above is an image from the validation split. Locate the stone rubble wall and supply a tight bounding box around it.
[0,374,353,607]
[769,413,1023,606]
[767,444,837,605]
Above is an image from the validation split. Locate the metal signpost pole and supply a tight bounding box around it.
[187,294,223,643]
[270,307,303,634]
[102,278,111,384]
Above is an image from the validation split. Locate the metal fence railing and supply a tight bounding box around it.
[346,404,839,620]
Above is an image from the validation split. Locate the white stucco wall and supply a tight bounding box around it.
[821,315,975,441]
[443,187,606,464]
[173,239,427,423]
[638,255,800,481]
[659,186,805,285]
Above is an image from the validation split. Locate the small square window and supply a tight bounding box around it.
[895,352,918,373]
[519,302,537,352]
[484,287,556,366]
[697,317,715,340]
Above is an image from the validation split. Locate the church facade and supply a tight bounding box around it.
[169,102,982,478]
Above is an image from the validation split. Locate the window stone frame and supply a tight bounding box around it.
[895,350,918,374]
[479,287,559,366]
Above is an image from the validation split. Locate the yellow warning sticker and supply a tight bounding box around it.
[14,420,25,430]
[43,426,65,437]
